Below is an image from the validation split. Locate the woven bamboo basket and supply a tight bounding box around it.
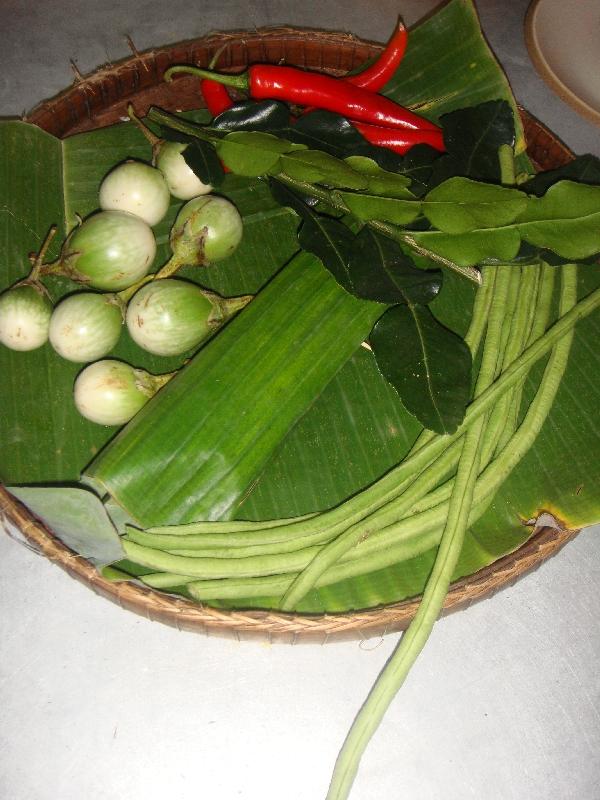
[0,27,580,644]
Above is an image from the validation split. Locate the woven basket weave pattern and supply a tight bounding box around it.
[0,28,578,643]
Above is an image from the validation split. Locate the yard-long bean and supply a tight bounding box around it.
[324,260,580,800]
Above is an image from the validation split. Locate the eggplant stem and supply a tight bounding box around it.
[28,225,58,281]
[127,103,160,147]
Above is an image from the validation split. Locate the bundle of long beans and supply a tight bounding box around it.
[115,146,600,799]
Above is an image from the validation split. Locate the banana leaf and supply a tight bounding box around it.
[1,0,599,614]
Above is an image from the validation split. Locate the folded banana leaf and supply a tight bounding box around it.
[85,251,385,526]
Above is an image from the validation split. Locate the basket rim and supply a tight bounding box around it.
[0,485,579,643]
[3,27,583,643]
[24,25,384,137]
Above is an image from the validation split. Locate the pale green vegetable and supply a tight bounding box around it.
[155,141,213,200]
[0,283,52,351]
[49,292,123,362]
[99,160,170,226]
[156,195,243,278]
[54,211,156,291]
[74,359,171,426]
[126,278,252,357]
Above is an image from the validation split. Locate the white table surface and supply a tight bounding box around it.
[1,2,599,799]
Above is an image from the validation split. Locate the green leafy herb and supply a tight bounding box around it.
[343,156,413,198]
[407,180,600,265]
[407,226,520,267]
[338,191,420,226]
[514,180,600,259]
[280,150,368,189]
[216,130,305,176]
[423,177,527,233]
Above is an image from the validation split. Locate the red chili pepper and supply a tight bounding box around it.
[200,78,234,117]
[346,18,408,92]
[352,120,445,154]
[200,82,233,172]
[165,64,439,133]
[200,46,236,118]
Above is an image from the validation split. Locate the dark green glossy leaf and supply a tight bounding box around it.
[398,145,442,197]
[268,176,315,215]
[385,2,526,153]
[523,154,600,196]
[298,219,356,290]
[287,110,365,157]
[369,304,472,434]
[270,180,355,290]
[431,100,516,184]
[347,227,442,305]
[182,139,225,187]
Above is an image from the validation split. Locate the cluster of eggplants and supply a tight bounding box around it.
[0,134,245,425]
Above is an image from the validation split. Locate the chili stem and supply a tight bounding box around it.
[164,65,248,91]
